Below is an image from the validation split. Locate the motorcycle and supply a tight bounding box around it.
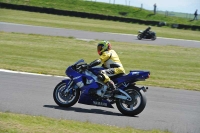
[53,59,150,116]
[137,30,156,40]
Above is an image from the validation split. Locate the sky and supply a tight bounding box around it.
[90,0,200,14]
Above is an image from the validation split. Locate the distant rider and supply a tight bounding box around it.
[142,26,151,38]
[89,41,125,94]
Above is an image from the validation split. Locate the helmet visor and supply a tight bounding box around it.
[97,45,102,55]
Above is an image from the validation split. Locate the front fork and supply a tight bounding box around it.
[63,79,77,95]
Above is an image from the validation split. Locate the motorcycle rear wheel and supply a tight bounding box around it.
[116,86,146,116]
[53,81,80,107]
[137,34,142,40]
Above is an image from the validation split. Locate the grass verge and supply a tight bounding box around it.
[0,0,199,26]
[0,9,200,41]
[0,32,200,91]
[0,112,170,133]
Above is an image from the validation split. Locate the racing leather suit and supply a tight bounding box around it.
[99,49,125,83]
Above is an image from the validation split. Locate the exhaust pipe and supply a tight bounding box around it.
[141,86,148,92]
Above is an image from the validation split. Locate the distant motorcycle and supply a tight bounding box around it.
[137,27,156,40]
[53,59,150,116]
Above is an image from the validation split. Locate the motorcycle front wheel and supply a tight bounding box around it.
[116,86,146,116]
[151,35,156,40]
[53,81,80,107]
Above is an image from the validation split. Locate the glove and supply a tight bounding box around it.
[89,59,101,68]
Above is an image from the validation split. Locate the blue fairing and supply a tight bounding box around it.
[112,70,150,85]
[64,59,150,108]
[78,94,114,108]
[89,66,104,75]
[62,79,70,84]
[66,66,81,78]
[65,60,99,92]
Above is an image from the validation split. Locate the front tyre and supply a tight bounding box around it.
[151,35,156,40]
[53,81,80,107]
[116,86,146,116]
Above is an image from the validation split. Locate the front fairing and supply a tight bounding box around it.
[66,66,80,79]
[65,59,99,90]
[65,59,85,77]
[73,59,85,66]
[150,31,156,35]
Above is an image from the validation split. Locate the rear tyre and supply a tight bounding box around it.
[137,34,142,40]
[53,81,80,107]
[116,85,146,116]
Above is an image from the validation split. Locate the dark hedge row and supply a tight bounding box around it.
[0,2,200,31]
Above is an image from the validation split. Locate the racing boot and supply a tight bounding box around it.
[106,80,119,97]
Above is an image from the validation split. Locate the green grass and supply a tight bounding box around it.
[0,0,200,26]
[0,32,200,91]
[1,9,200,41]
[0,112,170,133]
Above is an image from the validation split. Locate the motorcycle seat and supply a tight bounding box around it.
[110,73,126,80]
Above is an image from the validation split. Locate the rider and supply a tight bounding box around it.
[142,26,151,38]
[89,40,125,94]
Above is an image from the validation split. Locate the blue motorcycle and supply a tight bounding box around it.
[53,59,150,116]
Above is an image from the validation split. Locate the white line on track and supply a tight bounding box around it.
[76,38,95,41]
[0,69,65,78]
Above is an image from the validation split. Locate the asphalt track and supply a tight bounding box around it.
[0,22,200,133]
[0,70,200,133]
[0,22,200,48]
